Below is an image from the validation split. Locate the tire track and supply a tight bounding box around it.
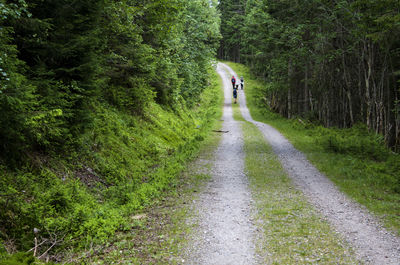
[220,62,400,265]
[184,64,258,265]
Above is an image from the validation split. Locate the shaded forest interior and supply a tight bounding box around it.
[219,0,400,150]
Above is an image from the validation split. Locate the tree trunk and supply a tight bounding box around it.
[304,62,309,114]
[364,41,372,131]
[347,90,354,126]
[288,59,293,118]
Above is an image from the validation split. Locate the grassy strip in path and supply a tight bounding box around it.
[64,68,225,264]
[226,61,400,235]
[232,103,359,264]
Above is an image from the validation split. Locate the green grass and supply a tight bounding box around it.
[226,61,400,235]
[66,173,210,265]
[231,102,359,264]
[0,68,224,262]
[61,66,225,264]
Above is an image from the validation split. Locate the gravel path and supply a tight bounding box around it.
[220,62,400,265]
[184,64,259,265]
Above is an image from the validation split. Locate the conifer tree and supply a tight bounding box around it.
[221,0,400,149]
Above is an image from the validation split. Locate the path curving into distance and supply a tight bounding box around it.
[220,62,400,265]
[184,64,259,264]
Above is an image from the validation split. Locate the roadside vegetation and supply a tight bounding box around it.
[0,68,222,264]
[0,0,221,263]
[232,103,359,264]
[227,62,400,236]
[63,67,224,265]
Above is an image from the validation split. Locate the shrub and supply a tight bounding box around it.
[316,124,390,161]
[0,252,37,265]
[0,68,222,258]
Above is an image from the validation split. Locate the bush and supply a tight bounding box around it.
[387,155,400,193]
[0,69,222,259]
[315,124,390,161]
[0,252,38,265]
[312,124,400,193]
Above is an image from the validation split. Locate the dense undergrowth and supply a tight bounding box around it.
[226,62,400,234]
[0,68,222,263]
[73,72,223,264]
[1,0,221,263]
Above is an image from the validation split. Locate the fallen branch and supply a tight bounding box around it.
[27,239,47,255]
[212,130,229,133]
[38,240,59,260]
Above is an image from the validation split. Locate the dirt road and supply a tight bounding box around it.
[184,63,400,265]
[221,62,400,265]
[183,64,259,265]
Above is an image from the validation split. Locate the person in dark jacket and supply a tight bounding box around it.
[233,84,238,104]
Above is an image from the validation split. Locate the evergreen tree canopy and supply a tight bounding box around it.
[219,0,400,150]
[0,0,221,161]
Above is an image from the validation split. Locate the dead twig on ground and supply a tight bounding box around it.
[212,130,229,133]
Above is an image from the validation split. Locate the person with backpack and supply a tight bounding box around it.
[231,75,236,89]
[240,76,244,90]
[233,84,238,104]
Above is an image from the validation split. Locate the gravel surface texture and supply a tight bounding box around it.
[219,63,400,265]
[184,64,259,265]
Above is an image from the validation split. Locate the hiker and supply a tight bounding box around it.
[233,84,238,104]
[231,75,236,89]
[240,76,244,90]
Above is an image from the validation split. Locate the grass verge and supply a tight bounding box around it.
[0,67,224,263]
[62,67,224,264]
[226,61,400,235]
[231,102,359,264]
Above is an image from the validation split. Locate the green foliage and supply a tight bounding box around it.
[218,0,246,61]
[0,0,221,161]
[0,0,222,260]
[0,67,222,260]
[0,3,36,163]
[315,124,390,161]
[310,123,400,194]
[227,61,400,233]
[0,252,37,265]
[71,69,223,264]
[220,0,400,149]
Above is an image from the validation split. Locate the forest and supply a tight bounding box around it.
[1,0,220,161]
[219,0,400,150]
[0,0,220,262]
[1,0,400,263]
